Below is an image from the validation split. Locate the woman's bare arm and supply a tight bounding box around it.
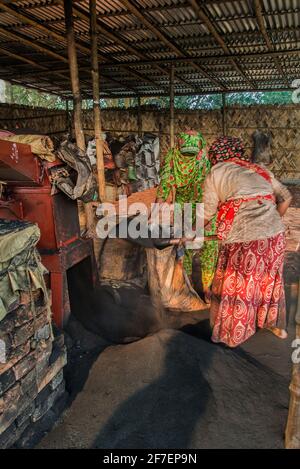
[270,173,293,217]
[277,198,292,217]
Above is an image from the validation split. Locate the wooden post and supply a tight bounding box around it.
[170,65,175,148]
[222,92,227,136]
[89,0,106,203]
[137,96,142,137]
[286,278,300,448]
[65,98,70,134]
[64,0,94,232]
[64,0,85,151]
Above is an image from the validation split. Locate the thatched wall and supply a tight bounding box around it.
[82,104,300,181]
[82,108,223,157]
[226,105,300,181]
[0,103,67,136]
[1,103,299,180]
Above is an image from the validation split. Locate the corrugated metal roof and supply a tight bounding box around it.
[0,0,299,97]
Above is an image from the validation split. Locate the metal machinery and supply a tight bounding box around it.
[0,139,96,328]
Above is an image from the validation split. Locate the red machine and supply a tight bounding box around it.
[0,139,96,327]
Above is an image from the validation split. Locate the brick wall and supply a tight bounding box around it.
[0,291,67,448]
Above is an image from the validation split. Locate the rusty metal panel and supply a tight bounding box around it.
[0,139,41,186]
[52,191,80,249]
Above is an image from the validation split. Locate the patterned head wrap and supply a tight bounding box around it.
[177,130,206,156]
[208,136,248,166]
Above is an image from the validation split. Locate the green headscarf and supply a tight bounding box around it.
[157,130,209,205]
[157,130,218,288]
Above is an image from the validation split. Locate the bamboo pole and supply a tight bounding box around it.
[89,0,106,203]
[137,96,142,137]
[65,98,72,135]
[64,0,85,152]
[64,0,94,232]
[222,93,227,136]
[286,278,300,449]
[170,65,175,148]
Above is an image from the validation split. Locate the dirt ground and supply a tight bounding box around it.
[24,187,300,449]
[36,269,298,449]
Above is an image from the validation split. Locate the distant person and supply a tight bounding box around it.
[252,130,272,166]
[252,130,291,212]
[202,136,292,347]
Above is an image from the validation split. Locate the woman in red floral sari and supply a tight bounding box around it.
[202,136,292,348]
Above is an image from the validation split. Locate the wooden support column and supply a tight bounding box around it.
[286,278,300,448]
[170,66,175,148]
[64,0,85,151]
[137,96,142,137]
[64,0,94,232]
[65,98,70,134]
[222,93,227,136]
[90,0,106,203]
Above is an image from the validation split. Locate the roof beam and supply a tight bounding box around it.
[0,0,153,97]
[97,2,191,19]
[7,78,68,97]
[120,0,185,58]
[0,26,69,63]
[1,0,151,92]
[187,0,256,88]
[56,0,142,59]
[57,0,199,92]
[0,45,48,70]
[55,0,169,92]
[0,48,73,96]
[94,85,292,99]
[1,61,139,98]
[99,48,300,68]
[254,0,290,87]
[0,32,107,98]
[0,12,145,96]
[120,0,226,91]
[0,1,100,58]
[0,0,225,93]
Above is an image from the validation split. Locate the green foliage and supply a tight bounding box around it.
[0,78,295,110]
[226,91,293,106]
[1,80,65,109]
[174,94,222,110]
[140,91,294,110]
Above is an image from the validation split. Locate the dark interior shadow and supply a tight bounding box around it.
[180,318,212,343]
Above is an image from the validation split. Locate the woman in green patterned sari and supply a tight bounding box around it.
[156,130,218,299]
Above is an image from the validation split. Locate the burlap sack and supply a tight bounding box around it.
[146,245,207,312]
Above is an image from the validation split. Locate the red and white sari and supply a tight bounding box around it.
[210,232,286,347]
[210,158,287,347]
